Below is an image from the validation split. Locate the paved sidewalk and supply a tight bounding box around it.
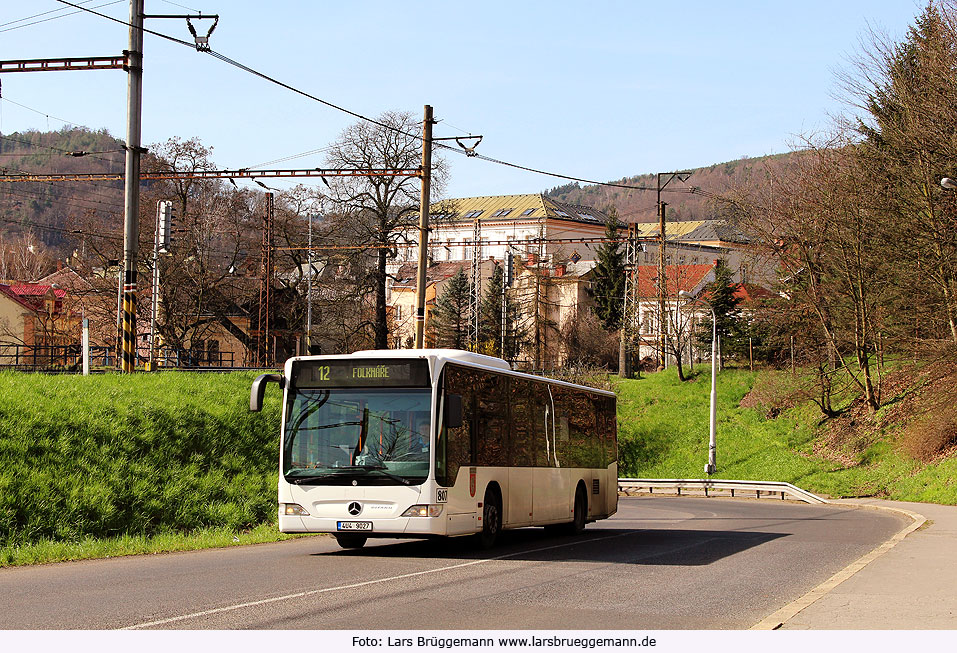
[777,499,957,629]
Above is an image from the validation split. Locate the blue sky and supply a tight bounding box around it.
[0,1,924,199]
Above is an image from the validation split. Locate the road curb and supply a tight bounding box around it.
[750,500,926,630]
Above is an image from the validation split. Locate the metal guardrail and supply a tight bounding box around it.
[618,478,828,505]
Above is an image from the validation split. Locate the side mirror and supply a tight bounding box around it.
[444,393,463,429]
[250,373,285,412]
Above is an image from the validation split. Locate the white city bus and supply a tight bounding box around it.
[250,349,617,549]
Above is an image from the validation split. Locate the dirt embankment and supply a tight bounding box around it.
[740,361,957,468]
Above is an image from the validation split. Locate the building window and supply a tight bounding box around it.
[208,340,220,364]
[520,208,536,217]
[463,210,483,219]
[491,208,514,217]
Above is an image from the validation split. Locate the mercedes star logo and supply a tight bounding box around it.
[347,502,362,516]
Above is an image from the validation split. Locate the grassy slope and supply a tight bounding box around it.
[616,367,957,504]
[0,371,284,561]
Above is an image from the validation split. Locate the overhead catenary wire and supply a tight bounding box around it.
[0,96,97,135]
[0,1,124,34]
[0,133,127,165]
[52,1,709,198]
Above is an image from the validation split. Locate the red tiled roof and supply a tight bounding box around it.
[392,262,472,289]
[5,283,67,299]
[635,263,715,298]
[734,283,775,304]
[34,266,93,292]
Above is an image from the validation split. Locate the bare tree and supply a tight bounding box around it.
[0,232,54,281]
[322,111,447,349]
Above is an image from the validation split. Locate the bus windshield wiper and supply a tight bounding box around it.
[289,475,329,485]
[354,464,412,486]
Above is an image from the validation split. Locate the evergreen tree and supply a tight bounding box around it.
[428,269,471,350]
[694,260,743,366]
[587,208,625,331]
[477,265,525,359]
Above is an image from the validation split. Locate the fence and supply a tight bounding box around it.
[0,343,237,372]
[618,478,828,504]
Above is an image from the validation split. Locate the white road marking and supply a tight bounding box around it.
[121,532,636,630]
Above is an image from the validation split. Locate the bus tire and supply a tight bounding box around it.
[569,484,587,534]
[335,534,368,549]
[554,484,587,536]
[478,486,502,549]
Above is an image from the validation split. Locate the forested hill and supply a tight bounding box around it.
[0,127,126,250]
[544,152,794,224]
[0,127,796,260]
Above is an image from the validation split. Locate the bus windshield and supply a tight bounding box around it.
[283,387,432,485]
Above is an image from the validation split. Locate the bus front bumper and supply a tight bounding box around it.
[279,513,445,537]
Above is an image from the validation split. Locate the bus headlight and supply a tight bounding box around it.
[282,503,310,516]
[401,504,444,518]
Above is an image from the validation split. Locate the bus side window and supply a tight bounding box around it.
[510,378,535,466]
[440,364,475,487]
[554,386,599,468]
[475,371,507,467]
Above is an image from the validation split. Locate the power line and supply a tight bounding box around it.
[0,1,124,33]
[1,185,123,212]
[0,96,97,134]
[0,134,126,164]
[53,1,700,197]
[0,214,122,243]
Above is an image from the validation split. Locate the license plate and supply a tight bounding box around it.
[337,521,372,531]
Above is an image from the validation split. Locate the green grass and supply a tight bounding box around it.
[0,522,318,567]
[0,371,283,553]
[616,367,957,504]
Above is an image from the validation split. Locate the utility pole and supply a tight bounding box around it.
[502,249,514,360]
[120,0,144,373]
[306,211,314,354]
[656,200,667,371]
[468,218,482,350]
[0,4,219,372]
[620,223,638,378]
[414,105,434,349]
[257,193,274,367]
[411,111,481,350]
[655,171,693,372]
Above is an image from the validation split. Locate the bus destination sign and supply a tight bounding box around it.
[292,359,431,388]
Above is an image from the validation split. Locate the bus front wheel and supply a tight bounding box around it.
[335,534,368,549]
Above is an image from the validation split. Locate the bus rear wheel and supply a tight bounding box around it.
[335,534,368,549]
[569,485,587,534]
[478,487,502,549]
[549,485,587,536]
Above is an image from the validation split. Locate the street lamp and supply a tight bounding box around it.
[680,290,717,476]
[941,177,957,190]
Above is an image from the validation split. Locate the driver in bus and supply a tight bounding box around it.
[403,418,430,461]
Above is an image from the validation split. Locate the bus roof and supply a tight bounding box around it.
[350,348,511,371]
[287,349,615,398]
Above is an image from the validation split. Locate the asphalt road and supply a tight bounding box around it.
[0,496,907,630]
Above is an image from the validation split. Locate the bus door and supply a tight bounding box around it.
[533,386,568,523]
[507,379,534,527]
